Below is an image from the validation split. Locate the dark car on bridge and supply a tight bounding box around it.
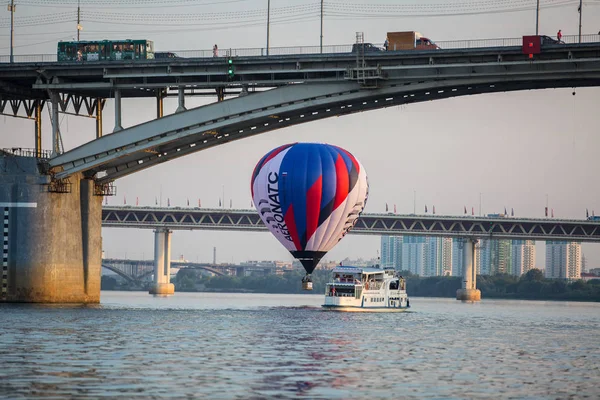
[540,35,561,45]
[351,43,383,53]
[154,51,180,59]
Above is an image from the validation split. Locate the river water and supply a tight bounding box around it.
[1,292,599,399]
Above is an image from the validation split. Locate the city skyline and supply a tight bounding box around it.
[380,235,543,278]
[2,0,599,267]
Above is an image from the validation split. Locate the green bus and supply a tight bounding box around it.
[57,39,155,62]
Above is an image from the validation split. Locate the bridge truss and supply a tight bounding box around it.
[102,207,600,242]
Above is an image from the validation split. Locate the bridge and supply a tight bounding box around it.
[2,35,600,303]
[102,206,600,242]
[101,258,279,286]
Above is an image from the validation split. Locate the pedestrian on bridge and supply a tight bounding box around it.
[557,29,563,43]
[213,44,218,57]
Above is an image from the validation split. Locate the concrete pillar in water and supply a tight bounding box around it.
[0,155,102,303]
[149,227,174,295]
[456,238,481,301]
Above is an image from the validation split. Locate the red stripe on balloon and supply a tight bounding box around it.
[333,154,349,210]
[284,204,302,251]
[305,175,323,243]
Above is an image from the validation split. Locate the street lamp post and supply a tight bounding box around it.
[8,0,15,63]
[320,0,324,53]
[578,0,582,43]
[535,0,540,35]
[77,0,81,41]
[266,0,270,56]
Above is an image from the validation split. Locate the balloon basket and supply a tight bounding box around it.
[302,281,313,291]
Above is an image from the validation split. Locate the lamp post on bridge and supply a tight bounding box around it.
[578,0,583,43]
[77,0,83,41]
[535,0,539,35]
[8,0,15,64]
[266,0,270,56]
[320,0,324,54]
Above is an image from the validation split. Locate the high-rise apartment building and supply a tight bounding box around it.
[402,236,426,276]
[380,236,402,268]
[476,239,535,276]
[381,236,534,277]
[451,238,466,277]
[511,240,536,276]
[441,238,453,276]
[545,241,581,280]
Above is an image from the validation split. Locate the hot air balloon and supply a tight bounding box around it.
[251,143,369,290]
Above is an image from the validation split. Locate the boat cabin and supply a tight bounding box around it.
[326,266,405,298]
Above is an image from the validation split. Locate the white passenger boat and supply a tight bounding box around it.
[322,266,410,312]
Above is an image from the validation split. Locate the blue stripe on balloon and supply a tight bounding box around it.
[316,145,338,227]
[280,144,308,247]
[319,145,336,210]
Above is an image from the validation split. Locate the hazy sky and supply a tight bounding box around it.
[1,0,599,268]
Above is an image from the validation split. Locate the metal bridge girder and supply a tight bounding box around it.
[51,66,600,183]
[101,207,600,242]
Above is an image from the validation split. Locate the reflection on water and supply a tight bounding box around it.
[0,292,599,399]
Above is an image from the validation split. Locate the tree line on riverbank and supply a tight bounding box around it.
[101,268,600,301]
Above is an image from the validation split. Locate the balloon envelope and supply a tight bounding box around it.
[251,143,368,274]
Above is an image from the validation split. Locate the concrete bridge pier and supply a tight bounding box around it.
[149,227,174,295]
[456,238,481,301]
[0,154,102,303]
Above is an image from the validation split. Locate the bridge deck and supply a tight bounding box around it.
[2,42,599,99]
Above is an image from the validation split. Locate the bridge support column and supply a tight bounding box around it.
[156,89,164,118]
[149,227,174,295]
[216,87,225,102]
[113,89,123,132]
[34,100,42,158]
[0,155,102,303]
[50,92,60,157]
[175,86,186,113]
[96,98,103,138]
[456,238,481,301]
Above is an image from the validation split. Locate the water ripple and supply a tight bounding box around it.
[0,293,599,399]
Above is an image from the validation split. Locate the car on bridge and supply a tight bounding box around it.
[540,35,561,45]
[351,43,384,53]
[154,51,180,59]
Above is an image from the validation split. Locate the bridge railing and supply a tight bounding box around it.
[1,34,598,64]
[1,147,52,158]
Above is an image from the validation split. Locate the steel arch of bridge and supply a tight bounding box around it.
[101,263,143,284]
[47,44,600,182]
[102,259,227,284]
[101,207,600,242]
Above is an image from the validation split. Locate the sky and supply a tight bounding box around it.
[1,0,599,269]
